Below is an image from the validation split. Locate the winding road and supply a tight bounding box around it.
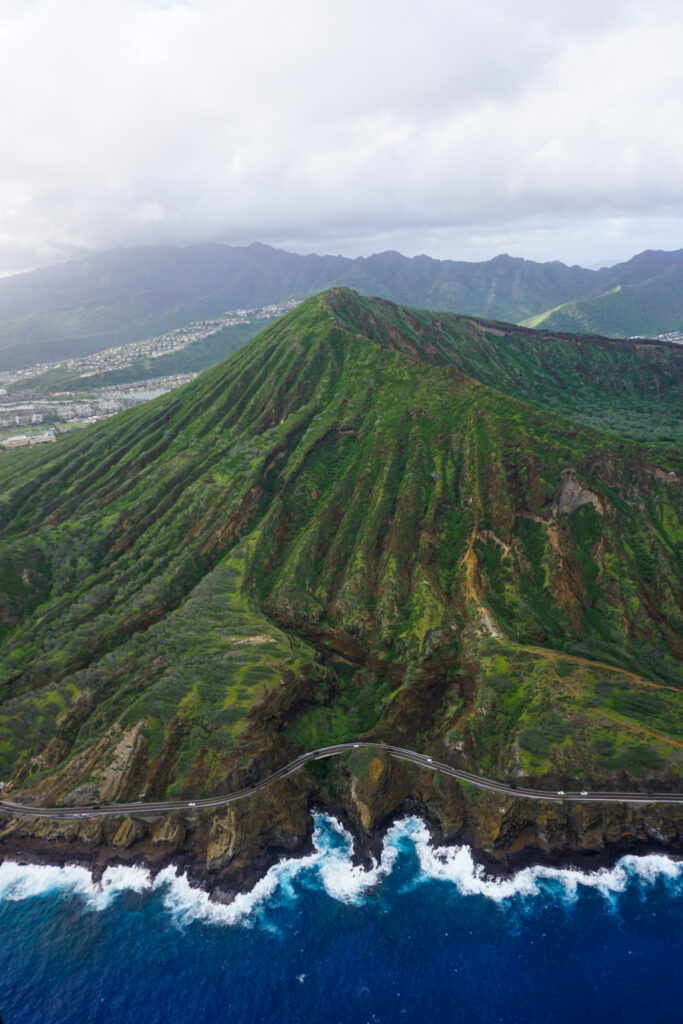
[1,742,682,821]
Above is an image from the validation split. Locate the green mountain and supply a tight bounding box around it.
[0,243,606,369]
[523,249,683,337]
[0,290,681,877]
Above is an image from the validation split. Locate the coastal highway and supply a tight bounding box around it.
[1,742,682,821]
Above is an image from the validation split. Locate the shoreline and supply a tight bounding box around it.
[2,797,682,902]
[328,798,683,879]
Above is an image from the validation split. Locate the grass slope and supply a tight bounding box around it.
[327,289,682,446]
[522,249,683,338]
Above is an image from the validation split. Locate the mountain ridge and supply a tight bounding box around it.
[522,248,683,336]
[2,242,682,370]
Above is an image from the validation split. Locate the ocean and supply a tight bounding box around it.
[1,814,682,1023]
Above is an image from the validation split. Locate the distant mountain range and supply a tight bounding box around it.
[521,248,683,337]
[0,242,682,369]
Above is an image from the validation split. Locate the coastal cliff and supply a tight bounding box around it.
[2,756,683,897]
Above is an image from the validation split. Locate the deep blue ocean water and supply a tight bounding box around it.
[1,814,682,1024]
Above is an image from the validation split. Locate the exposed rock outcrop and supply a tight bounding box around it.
[556,474,603,516]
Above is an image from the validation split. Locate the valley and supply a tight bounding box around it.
[0,300,297,445]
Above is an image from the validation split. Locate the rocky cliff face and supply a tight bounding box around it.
[2,755,682,896]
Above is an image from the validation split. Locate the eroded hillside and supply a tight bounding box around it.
[0,290,681,883]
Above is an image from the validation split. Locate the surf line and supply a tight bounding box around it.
[1,816,681,918]
[1,741,682,821]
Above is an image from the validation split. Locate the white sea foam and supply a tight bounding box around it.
[0,859,156,911]
[398,816,683,902]
[0,815,680,924]
[151,847,322,927]
[91,863,153,909]
[315,815,398,904]
[0,860,95,902]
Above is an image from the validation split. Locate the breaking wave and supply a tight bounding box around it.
[1,814,681,926]
[401,816,683,902]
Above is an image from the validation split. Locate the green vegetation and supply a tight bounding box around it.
[522,254,683,338]
[327,289,682,445]
[462,643,682,780]
[0,288,680,805]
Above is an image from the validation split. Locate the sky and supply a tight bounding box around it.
[1,0,682,275]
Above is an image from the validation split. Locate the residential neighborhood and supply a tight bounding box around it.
[0,300,299,448]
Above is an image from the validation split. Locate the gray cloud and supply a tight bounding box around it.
[0,0,681,272]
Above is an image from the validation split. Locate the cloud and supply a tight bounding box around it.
[0,0,681,270]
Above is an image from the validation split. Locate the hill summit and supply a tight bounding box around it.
[0,289,681,884]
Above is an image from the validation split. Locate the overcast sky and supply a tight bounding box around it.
[1,0,682,274]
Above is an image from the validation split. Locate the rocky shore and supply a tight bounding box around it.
[2,754,682,899]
